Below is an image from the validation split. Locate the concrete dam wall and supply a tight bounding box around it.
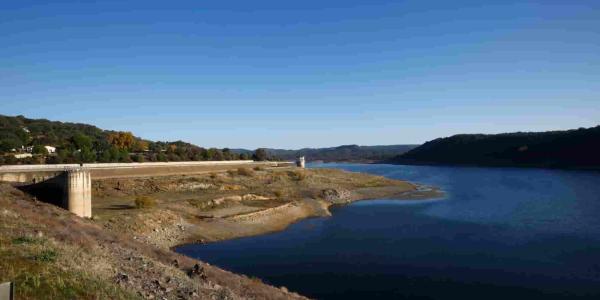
[0,161,293,218]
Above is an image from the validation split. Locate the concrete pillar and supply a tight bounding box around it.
[63,168,92,218]
[296,156,306,168]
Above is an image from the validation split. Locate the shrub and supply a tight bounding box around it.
[12,236,38,245]
[273,190,284,198]
[253,166,265,171]
[237,167,255,177]
[35,250,58,262]
[134,195,157,209]
[288,170,307,181]
[227,169,236,177]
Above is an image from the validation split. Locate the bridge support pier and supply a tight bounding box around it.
[63,168,92,218]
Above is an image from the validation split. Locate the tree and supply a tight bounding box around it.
[133,153,145,162]
[0,137,22,152]
[222,148,231,160]
[32,145,48,155]
[72,133,92,150]
[239,153,249,160]
[98,150,111,162]
[157,152,167,162]
[107,132,135,150]
[108,146,120,162]
[78,147,96,163]
[118,149,131,162]
[132,140,149,152]
[253,148,268,161]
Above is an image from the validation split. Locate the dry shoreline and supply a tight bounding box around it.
[91,167,443,249]
[173,183,443,249]
[1,166,442,299]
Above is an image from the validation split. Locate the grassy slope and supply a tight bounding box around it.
[0,183,307,300]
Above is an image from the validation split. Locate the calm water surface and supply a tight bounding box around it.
[176,163,600,299]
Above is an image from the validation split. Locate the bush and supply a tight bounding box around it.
[237,167,254,177]
[12,236,38,245]
[253,166,265,171]
[273,190,284,198]
[35,250,58,262]
[132,153,145,162]
[288,170,307,181]
[134,196,157,209]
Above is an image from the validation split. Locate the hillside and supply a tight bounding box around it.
[0,163,436,299]
[234,144,418,162]
[391,126,600,169]
[0,182,306,300]
[0,115,256,165]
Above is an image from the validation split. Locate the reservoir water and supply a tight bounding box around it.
[176,163,600,299]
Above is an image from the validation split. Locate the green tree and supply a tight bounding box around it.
[72,133,92,150]
[157,152,167,162]
[78,147,96,163]
[98,150,111,163]
[108,146,120,162]
[133,153,145,162]
[0,137,22,152]
[253,148,268,161]
[118,149,131,162]
[32,145,48,155]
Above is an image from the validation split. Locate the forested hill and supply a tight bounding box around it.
[390,126,600,169]
[0,115,259,164]
[234,144,418,162]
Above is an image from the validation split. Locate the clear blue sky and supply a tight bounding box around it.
[1,0,599,149]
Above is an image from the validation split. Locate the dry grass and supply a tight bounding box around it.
[1,224,139,299]
[1,183,309,300]
[237,167,255,177]
[287,170,307,181]
[134,195,157,209]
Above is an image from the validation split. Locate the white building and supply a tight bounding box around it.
[44,146,56,153]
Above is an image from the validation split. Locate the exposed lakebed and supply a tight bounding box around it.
[176,163,600,299]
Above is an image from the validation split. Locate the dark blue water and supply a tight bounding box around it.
[176,163,600,299]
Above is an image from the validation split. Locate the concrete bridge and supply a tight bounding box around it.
[0,161,293,218]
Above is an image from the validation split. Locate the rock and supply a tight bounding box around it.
[321,188,351,202]
[115,272,129,284]
[188,264,206,279]
[242,194,270,201]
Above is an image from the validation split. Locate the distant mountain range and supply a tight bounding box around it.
[232,144,419,162]
[390,125,600,170]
